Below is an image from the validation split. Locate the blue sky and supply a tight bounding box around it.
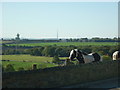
[2,2,118,39]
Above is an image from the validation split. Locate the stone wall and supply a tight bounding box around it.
[2,61,119,88]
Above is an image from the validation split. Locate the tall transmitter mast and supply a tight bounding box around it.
[57,30,58,40]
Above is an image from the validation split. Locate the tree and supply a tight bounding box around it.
[33,48,41,56]
[4,64,15,72]
[52,55,60,64]
[81,38,88,42]
[30,47,44,56]
[42,46,56,57]
[59,49,69,57]
[55,48,62,56]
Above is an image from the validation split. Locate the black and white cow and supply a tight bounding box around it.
[112,51,120,60]
[69,49,102,64]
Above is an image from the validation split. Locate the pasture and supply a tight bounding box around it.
[1,40,14,44]
[2,61,58,71]
[1,54,113,72]
[7,42,118,47]
[1,55,53,62]
[1,55,62,71]
[1,55,68,71]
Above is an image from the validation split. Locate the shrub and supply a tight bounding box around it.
[42,46,56,57]
[102,55,112,61]
[26,67,32,70]
[52,55,60,64]
[4,64,15,72]
[38,64,47,69]
[17,67,24,71]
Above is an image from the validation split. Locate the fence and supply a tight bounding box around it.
[2,60,120,88]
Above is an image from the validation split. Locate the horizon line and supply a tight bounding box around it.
[1,36,119,40]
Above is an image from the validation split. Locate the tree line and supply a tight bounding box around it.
[2,44,119,57]
[2,37,120,44]
[61,37,119,42]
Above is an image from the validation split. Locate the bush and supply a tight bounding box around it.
[17,67,24,71]
[52,55,60,64]
[42,46,56,57]
[38,64,47,69]
[4,64,15,72]
[102,55,112,61]
[26,67,32,70]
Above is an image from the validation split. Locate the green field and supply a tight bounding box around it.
[8,42,118,46]
[1,55,53,62]
[1,54,112,72]
[1,55,68,71]
[1,55,67,71]
[1,40,14,44]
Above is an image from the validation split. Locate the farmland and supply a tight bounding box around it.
[2,41,118,72]
[1,55,53,62]
[2,61,58,71]
[7,42,118,47]
[1,54,112,72]
[1,40,14,44]
[1,55,67,71]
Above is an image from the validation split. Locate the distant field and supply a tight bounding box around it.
[8,42,118,46]
[1,40,14,44]
[1,55,53,62]
[1,55,66,71]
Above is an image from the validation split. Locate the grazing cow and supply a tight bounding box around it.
[69,49,102,64]
[112,51,120,60]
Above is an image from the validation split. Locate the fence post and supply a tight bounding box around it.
[65,59,74,66]
[32,64,37,70]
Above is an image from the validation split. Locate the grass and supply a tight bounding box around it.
[1,55,53,62]
[1,54,114,72]
[2,61,57,71]
[7,42,118,47]
[1,40,14,44]
[1,55,67,71]
[1,54,67,62]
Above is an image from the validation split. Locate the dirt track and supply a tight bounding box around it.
[62,78,120,89]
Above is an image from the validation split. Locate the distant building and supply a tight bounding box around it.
[60,39,67,42]
[15,33,20,40]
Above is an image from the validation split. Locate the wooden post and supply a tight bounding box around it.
[65,59,74,66]
[32,64,37,70]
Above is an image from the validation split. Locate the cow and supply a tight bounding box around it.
[69,49,102,64]
[112,51,120,60]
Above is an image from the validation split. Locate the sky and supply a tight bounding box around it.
[1,1,118,39]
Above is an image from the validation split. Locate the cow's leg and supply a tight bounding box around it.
[92,53,101,62]
[77,59,85,64]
